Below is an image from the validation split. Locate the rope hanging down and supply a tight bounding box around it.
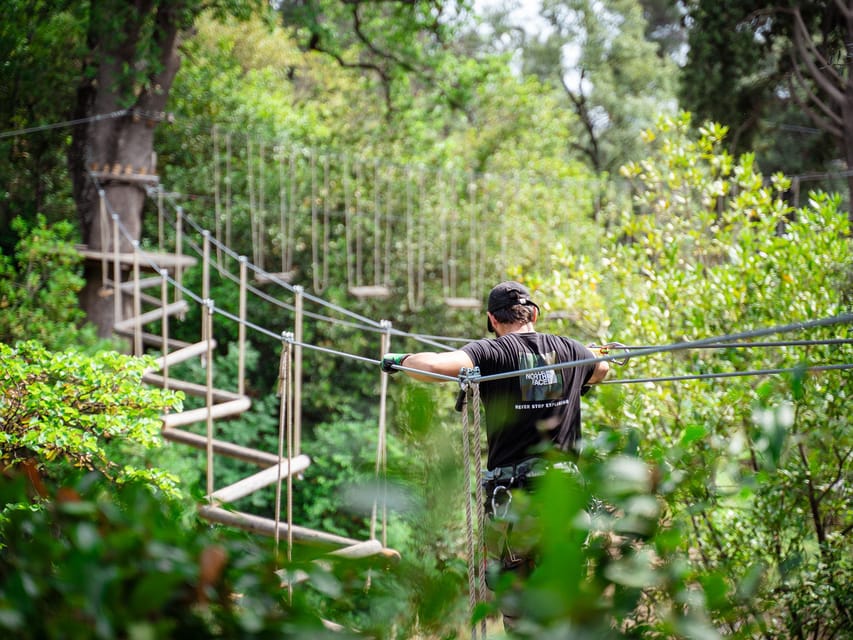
[459,370,488,639]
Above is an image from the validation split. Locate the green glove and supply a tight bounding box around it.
[381,353,410,374]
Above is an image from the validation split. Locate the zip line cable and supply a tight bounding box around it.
[0,109,131,139]
[152,186,457,351]
[472,313,853,384]
[602,362,853,385]
[94,172,852,387]
[605,338,853,351]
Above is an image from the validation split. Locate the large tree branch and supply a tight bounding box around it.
[788,56,844,137]
[787,79,843,139]
[790,8,845,104]
[559,68,601,171]
[834,0,853,22]
[349,4,468,113]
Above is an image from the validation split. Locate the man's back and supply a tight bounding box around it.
[461,331,596,468]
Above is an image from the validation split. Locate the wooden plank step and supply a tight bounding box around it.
[210,455,311,504]
[161,428,281,467]
[254,271,295,284]
[161,397,251,429]
[119,276,165,292]
[329,540,383,559]
[146,340,216,372]
[349,285,390,299]
[142,373,243,402]
[198,506,367,548]
[113,329,192,350]
[76,245,196,270]
[114,300,188,332]
[444,297,481,309]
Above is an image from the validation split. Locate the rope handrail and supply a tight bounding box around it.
[151,185,460,351]
[0,109,131,139]
[602,362,853,385]
[93,172,853,386]
[602,338,853,350]
[471,313,853,384]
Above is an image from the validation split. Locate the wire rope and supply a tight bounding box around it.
[95,171,853,387]
[603,362,853,385]
[0,109,130,139]
[473,313,853,385]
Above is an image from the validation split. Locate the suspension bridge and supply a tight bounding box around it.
[3,108,849,634]
[74,135,853,637]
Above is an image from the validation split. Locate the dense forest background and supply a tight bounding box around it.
[1,1,851,638]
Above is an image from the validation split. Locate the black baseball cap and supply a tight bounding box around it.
[486,281,540,333]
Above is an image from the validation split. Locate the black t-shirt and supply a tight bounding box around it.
[461,332,596,470]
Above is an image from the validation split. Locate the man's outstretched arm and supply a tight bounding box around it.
[381,350,475,383]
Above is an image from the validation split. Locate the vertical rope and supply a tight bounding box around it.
[449,172,459,299]
[356,159,364,288]
[287,151,296,274]
[472,382,487,638]
[112,213,122,324]
[372,322,391,544]
[213,125,222,267]
[159,268,170,390]
[248,137,258,266]
[344,155,354,290]
[201,231,210,342]
[98,190,108,291]
[468,175,479,299]
[405,167,415,309]
[275,333,292,567]
[237,256,247,396]
[157,184,165,254]
[461,380,478,639]
[417,168,426,309]
[225,133,232,250]
[205,300,215,501]
[440,170,450,298]
[278,148,287,275]
[373,159,381,288]
[132,240,142,357]
[175,207,184,312]
[293,285,304,457]
[286,333,295,565]
[258,139,266,272]
[311,150,320,292]
[383,164,392,287]
[323,154,331,290]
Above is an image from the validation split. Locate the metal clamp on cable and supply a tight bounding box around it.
[594,341,630,366]
[455,366,480,412]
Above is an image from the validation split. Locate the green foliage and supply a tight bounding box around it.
[532,112,852,637]
[0,470,346,639]
[0,341,183,493]
[0,216,102,350]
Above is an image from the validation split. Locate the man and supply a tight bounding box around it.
[381,281,609,628]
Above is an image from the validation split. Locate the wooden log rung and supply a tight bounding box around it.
[254,271,296,284]
[119,276,165,292]
[160,397,251,429]
[161,428,281,467]
[75,245,196,270]
[198,505,368,548]
[444,297,481,309]
[114,330,192,350]
[210,455,311,504]
[349,285,391,299]
[143,373,243,402]
[113,300,188,332]
[147,339,216,372]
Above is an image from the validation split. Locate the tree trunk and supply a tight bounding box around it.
[846,5,853,228]
[68,1,188,338]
